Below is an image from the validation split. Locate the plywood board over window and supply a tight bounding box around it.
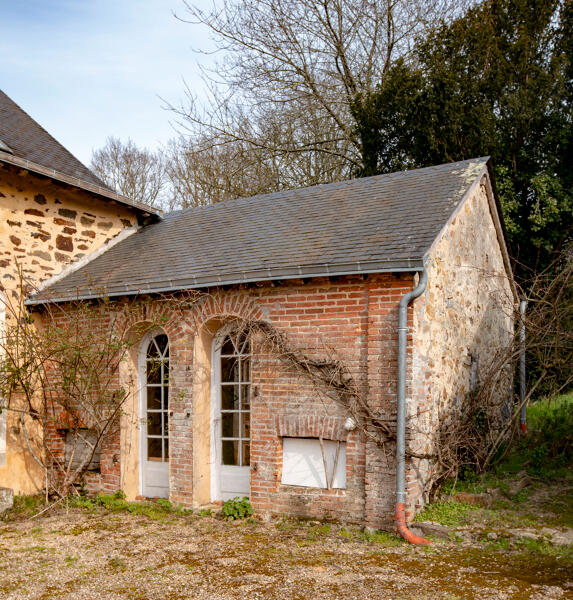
[281,438,346,489]
[65,430,101,471]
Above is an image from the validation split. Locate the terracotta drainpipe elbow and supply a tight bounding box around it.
[395,502,431,545]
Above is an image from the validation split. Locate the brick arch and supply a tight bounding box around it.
[120,297,193,345]
[191,292,265,333]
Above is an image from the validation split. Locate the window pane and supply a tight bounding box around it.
[222,412,239,438]
[147,437,162,460]
[240,385,250,409]
[221,357,239,382]
[147,360,162,384]
[147,412,162,436]
[164,438,169,461]
[221,385,239,410]
[221,336,235,355]
[163,413,169,437]
[240,358,250,383]
[237,331,250,354]
[147,339,159,358]
[155,334,168,356]
[162,386,169,410]
[242,441,250,466]
[147,387,161,410]
[222,440,239,465]
[241,412,250,438]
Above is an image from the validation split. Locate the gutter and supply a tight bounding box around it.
[0,150,160,217]
[25,260,425,306]
[395,267,431,545]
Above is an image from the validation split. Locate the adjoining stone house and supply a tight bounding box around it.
[0,90,159,494]
[27,156,516,531]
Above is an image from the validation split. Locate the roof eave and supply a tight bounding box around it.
[0,150,161,218]
[25,258,425,306]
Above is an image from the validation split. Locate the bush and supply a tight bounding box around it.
[222,496,253,520]
[520,393,573,477]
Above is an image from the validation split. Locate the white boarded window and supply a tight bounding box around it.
[281,438,346,489]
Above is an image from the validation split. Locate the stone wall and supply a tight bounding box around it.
[408,174,515,513]
[0,164,139,494]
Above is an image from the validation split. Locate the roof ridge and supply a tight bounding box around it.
[172,157,491,216]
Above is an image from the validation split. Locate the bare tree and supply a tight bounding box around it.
[165,134,280,208]
[91,137,167,209]
[170,0,474,196]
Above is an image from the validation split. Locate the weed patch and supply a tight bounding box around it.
[414,501,480,527]
[222,497,253,520]
[67,490,190,520]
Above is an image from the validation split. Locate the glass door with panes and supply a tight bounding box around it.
[141,333,169,498]
[214,331,251,500]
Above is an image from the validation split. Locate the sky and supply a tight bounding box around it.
[1,0,215,166]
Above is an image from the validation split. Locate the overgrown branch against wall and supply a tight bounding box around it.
[233,318,396,446]
[428,249,573,490]
[0,278,203,498]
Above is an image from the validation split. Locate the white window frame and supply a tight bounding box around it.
[138,329,170,497]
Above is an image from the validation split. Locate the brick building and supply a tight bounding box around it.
[27,156,516,530]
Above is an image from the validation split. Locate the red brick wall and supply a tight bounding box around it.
[41,272,416,528]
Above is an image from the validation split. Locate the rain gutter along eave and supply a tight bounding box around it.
[24,261,425,306]
[0,150,161,217]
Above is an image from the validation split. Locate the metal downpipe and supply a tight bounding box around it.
[395,268,431,545]
[519,300,527,433]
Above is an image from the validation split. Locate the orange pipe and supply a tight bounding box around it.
[395,502,431,545]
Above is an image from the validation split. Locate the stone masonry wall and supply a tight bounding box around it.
[0,164,139,494]
[407,175,515,514]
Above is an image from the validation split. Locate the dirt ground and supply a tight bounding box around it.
[0,503,571,600]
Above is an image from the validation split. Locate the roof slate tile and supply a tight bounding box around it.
[0,90,108,189]
[29,157,489,303]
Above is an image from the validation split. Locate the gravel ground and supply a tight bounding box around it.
[0,508,571,600]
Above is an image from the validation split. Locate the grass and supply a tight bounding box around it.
[68,490,190,520]
[413,501,480,527]
[415,392,573,536]
[3,493,46,520]
[500,391,573,480]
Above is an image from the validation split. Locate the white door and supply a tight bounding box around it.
[140,333,169,498]
[211,330,251,501]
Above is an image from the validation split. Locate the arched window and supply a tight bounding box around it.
[219,330,250,468]
[144,333,169,464]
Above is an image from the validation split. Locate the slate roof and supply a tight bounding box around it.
[27,157,491,304]
[0,90,158,215]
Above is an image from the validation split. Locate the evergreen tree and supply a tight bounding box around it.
[353,0,572,273]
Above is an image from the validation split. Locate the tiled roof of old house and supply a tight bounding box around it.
[28,157,493,304]
[0,90,158,215]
